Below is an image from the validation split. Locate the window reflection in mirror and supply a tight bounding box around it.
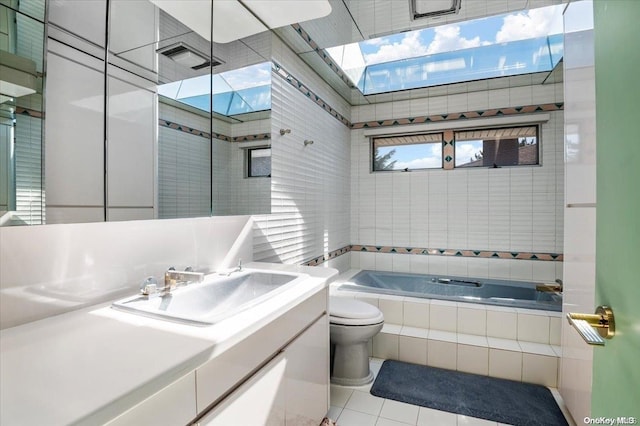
[0,0,45,226]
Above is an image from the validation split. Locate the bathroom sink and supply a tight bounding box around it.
[111,270,307,326]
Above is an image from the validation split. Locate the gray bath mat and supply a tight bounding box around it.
[370,360,568,426]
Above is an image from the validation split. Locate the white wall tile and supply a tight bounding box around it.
[489,349,522,381]
[378,298,403,325]
[549,316,562,346]
[403,300,430,328]
[429,302,457,332]
[517,313,551,343]
[457,344,489,376]
[398,336,427,366]
[373,332,399,360]
[427,340,457,370]
[522,353,558,387]
[486,310,518,340]
[457,306,487,336]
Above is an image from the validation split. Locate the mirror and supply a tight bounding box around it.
[0,0,45,225]
[107,0,271,221]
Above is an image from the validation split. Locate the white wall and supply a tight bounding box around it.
[158,103,212,218]
[350,82,565,282]
[45,40,105,223]
[45,2,159,224]
[253,36,351,267]
[560,0,596,421]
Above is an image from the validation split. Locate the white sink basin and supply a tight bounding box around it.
[111,270,308,325]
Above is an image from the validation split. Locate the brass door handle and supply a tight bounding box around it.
[567,306,615,346]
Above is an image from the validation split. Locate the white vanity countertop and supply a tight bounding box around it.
[0,262,337,426]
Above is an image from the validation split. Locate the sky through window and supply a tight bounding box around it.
[326,4,564,95]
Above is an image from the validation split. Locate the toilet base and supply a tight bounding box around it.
[330,370,374,387]
[330,340,374,386]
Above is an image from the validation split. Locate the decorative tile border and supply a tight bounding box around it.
[351,245,563,261]
[158,119,270,143]
[302,246,352,267]
[15,107,44,119]
[443,129,454,169]
[159,119,212,139]
[290,24,356,90]
[272,61,352,127]
[351,103,564,129]
[302,244,563,266]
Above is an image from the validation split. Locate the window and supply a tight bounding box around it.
[370,124,541,172]
[247,147,271,177]
[454,126,539,168]
[372,134,442,171]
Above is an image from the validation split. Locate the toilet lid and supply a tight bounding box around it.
[329,297,384,325]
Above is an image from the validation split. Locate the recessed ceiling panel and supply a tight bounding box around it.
[212,0,269,43]
[241,0,332,29]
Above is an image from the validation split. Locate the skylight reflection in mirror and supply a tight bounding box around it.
[157,62,271,116]
[326,4,564,96]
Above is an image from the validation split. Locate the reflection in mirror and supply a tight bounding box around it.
[0,1,45,226]
[108,0,271,221]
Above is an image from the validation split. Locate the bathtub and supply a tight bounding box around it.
[338,270,561,312]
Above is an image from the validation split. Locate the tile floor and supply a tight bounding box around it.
[329,358,574,426]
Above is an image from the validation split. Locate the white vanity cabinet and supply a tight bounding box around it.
[196,352,287,426]
[284,314,329,426]
[196,314,329,426]
[193,287,329,426]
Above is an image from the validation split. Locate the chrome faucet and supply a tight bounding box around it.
[220,259,243,276]
[140,267,205,297]
[163,267,205,294]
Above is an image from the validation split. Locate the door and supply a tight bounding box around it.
[591,0,640,418]
[561,0,640,421]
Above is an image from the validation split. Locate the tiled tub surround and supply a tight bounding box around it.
[331,271,562,388]
[350,79,565,283]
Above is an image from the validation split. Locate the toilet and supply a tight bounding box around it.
[329,296,384,386]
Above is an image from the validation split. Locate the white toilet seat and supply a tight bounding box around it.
[329,297,384,326]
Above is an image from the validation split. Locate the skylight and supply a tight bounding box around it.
[326,4,564,95]
[158,61,271,116]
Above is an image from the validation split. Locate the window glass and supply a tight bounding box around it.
[248,147,271,177]
[372,134,442,171]
[454,126,538,167]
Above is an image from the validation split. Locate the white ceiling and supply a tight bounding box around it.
[150,0,332,44]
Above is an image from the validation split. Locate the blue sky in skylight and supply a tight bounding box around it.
[327,4,564,95]
[158,62,271,116]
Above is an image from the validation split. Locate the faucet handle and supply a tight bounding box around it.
[140,276,158,295]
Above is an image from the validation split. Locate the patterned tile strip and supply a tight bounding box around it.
[443,129,454,170]
[302,246,352,267]
[15,107,44,119]
[290,24,356,90]
[271,61,352,127]
[158,119,270,143]
[302,244,563,266]
[351,103,565,129]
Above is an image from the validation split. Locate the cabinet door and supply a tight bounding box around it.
[196,352,286,426]
[285,315,329,426]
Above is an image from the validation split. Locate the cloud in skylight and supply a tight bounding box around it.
[360,5,564,66]
[425,25,488,55]
[496,6,563,43]
[363,31,428,65]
